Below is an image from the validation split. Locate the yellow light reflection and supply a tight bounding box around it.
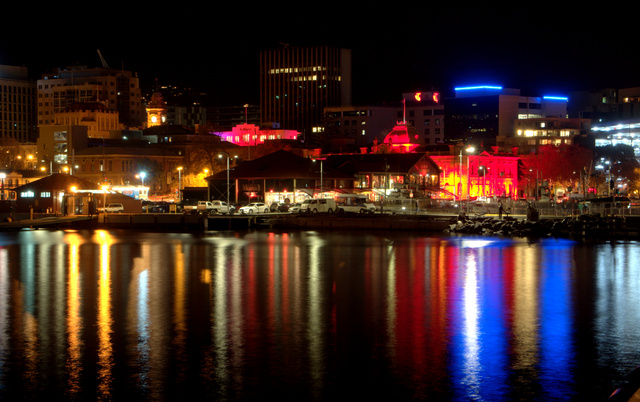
[65,232,83,396]
[512,244,540,371]
[95,230,114,399]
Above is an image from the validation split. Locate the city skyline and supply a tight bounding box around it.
[2,6,639,107]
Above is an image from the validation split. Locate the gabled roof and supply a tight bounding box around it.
[14,173,100,191]
[210,150,353,180]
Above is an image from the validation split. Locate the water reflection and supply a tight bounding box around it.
[1,230,640,401]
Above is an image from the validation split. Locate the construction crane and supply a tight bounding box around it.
[97,49,109,68]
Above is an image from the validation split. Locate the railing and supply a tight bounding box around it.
[392,204,640,218]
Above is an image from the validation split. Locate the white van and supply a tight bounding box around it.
[335,194,376,214]
[300,198,337,213]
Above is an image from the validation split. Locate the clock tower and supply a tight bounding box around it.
[146,91,166,127]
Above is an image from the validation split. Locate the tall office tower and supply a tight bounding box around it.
[37,66,144,129]
[260,45,352,139]
[0,65,37,143]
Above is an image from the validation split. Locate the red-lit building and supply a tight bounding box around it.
[429,149,520,201]
[372,122,520,200]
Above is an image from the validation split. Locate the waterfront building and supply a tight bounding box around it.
[370,119,519,200]
[0,65,37,143]
[207,149,354,205]
[37,66,144,128]
[12,172,142,214]
[323,151,441,201]
[429,147,520,201]
[260,45,352,138]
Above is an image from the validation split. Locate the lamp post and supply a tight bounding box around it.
[101,185,108,216]
[218,153,237,203]
[458,146,476,203]
[313,158,326,197]
[177,167,183,202]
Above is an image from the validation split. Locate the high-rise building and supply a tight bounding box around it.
[37,66,144,128]
[444,85,568,149]
[260,45,352,138]
[0,65,37,143]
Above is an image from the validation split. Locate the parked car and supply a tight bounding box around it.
[209,200,231,215]
[238,202,269,214]
[335,194,376,214]
[98,203,124,213]
[300,198,336,213]
[180,199,198,214]
[142,201,171,213]
[288,203,302,213]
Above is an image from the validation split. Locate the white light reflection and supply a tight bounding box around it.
[128,247,149,394]
[207,237,244,395]
[386,240,397,353]
[595,242,640,370]
[462,249,481,397]
[307,234,326,398]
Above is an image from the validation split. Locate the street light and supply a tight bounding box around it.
[139,171,146,187]
[218,153,237,203]
[458,146,475,203]
[177,167,183,202]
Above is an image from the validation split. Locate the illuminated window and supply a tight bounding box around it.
[21,191,34,198]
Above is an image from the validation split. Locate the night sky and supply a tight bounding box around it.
[2,5,638,106]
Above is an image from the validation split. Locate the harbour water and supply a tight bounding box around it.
[1,228,639,401]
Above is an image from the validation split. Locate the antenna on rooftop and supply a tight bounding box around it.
[97,49,110,68]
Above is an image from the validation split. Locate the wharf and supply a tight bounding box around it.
[1,212,639,240]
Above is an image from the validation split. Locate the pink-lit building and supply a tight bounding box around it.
[214,123,300,146]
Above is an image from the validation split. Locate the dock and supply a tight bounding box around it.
[1,212,639,239]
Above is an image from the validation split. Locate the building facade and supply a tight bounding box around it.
[260,46,352,137]
[0,65,37,143]
[53,102,123,139]
[501,117,591,154]
[444,85,568,149]
[37,66,144,128]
